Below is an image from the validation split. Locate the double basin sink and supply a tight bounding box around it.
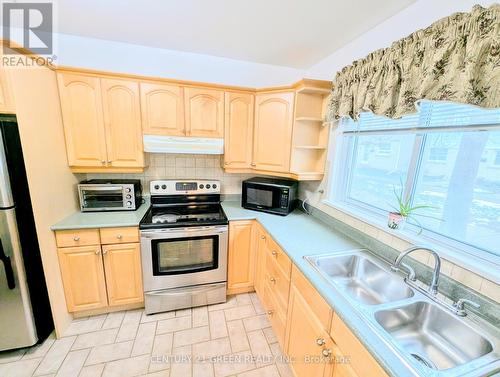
[305,250,500,374]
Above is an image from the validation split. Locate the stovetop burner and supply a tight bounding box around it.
[139,179,228,230]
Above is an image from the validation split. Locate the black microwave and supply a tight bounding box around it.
[242,177,298,216]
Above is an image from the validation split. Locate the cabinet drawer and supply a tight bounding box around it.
[291,265,332,330]
[264,252,290,313]
[55,229,100,247]
[100,227,139,244]
[330,313,387,377]
[265,236,291,278]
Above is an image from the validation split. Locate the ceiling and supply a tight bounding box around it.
[54,0,416,69]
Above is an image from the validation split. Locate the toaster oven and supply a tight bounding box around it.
[78,179,142,212]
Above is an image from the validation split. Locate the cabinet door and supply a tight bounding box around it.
[224,92,254,168]
[253,224,268,297]
[184,87,224,138]
[227,221,255,294]
[253,92,294,172]
[101,78,144,168]
[0,66,15,113]
[286,284,334,377]
[140,82,185,136]
[57,245,108,312]
[57,73,107,167]
[102,243,143,306]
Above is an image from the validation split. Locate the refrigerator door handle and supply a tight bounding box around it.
[0,130,14,208]
[0,239,15,289]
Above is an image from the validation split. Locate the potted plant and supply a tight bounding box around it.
[388,184,433,232]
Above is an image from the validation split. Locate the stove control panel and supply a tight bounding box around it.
[150,180,221,195]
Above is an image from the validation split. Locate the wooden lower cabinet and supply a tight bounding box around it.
[253,222,268,296]
[56,227,143,313]
[330,313,387,377]
[57,245,108,312]
[285,267,334,377]
[227,221,388,377]
[102,243,143,306]
[227,221,255,294]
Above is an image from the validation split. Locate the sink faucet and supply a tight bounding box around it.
[391,246,441,295]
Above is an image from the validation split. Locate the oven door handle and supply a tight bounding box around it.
[140,226,228,239]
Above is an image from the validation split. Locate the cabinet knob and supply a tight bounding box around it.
[73,236,80,241]
[107,160,112,164]
[102,249,107,255]
[94,250,100,255]
[322,349,332,357]
[267,310,273,316]
[117,234,122,240]
[224,162,230,165]
[271,250,277,257]
[260,235,266,240]
[101,160,106,164]
[269,277,276,284]
[251,163,256,167]
[316,338,326,346]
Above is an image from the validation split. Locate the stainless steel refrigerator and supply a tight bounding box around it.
[0,115,53,350]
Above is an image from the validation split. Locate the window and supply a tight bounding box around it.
[494,150,500,166]
[428,147,448,162]
[329,101,500,260]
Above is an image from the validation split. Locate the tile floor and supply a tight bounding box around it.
[0,293,293,377]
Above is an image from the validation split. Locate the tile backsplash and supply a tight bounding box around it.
[85,153,254,195]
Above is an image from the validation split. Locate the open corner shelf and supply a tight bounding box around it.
[295,116,324,123]
[294,145,327,150]
[296,87,331,96]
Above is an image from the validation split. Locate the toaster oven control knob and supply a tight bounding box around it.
[126,194,132,199]
[212,184,217,189]
[125,188,131,193]
[199,184,204,189]
[154,184,159,190]
[206,184,211,189]
[126,201,132,206]
[161,184,167,189]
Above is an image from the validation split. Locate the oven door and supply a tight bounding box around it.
[242,183,287,214]
[140,225,228,292]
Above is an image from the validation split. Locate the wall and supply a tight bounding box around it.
[87,153,254,195]
[8,62,79,336]
[53,34,305,88]
[306,0,497,80]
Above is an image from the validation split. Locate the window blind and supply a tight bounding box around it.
[341,101,500,132]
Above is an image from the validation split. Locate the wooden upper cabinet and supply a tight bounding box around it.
[184,87,224,138]
[140,82,184,136]
[227,221,255,295]
[102,243,143,306]
[224,92,254,168]
[57,73,107,167]
[0,66,15,114]
[57,245,108,312]
[101,78,144,168]
[253,92,294,172]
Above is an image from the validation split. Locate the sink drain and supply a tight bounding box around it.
[411,353,437,370]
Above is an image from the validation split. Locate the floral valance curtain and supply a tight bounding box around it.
[326,4,500,121]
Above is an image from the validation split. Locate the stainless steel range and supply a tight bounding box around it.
[140,180,228,314]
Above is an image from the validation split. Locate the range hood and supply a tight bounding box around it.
[143,135,224,155]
